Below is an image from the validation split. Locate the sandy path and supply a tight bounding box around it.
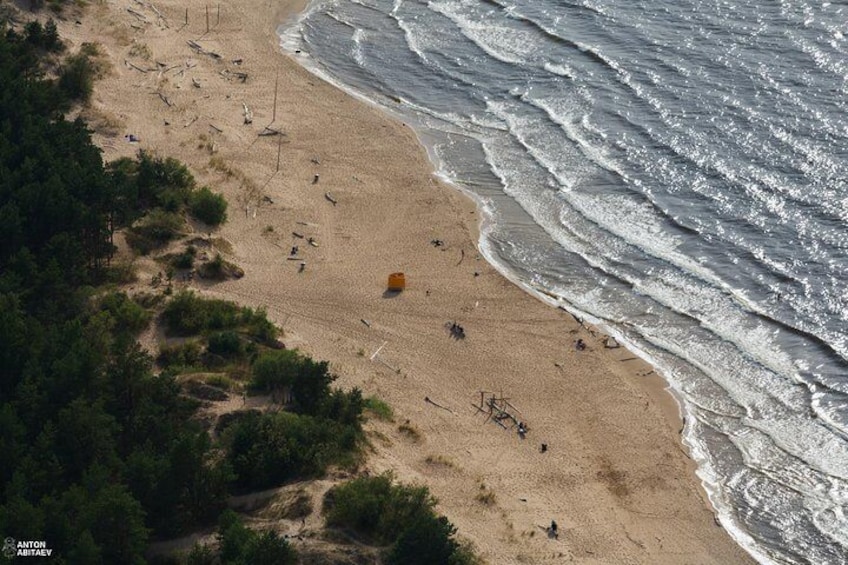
[55,0,756,562]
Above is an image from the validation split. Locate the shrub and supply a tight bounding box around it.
[190,187,228,226]
[217,510,296,565]
[364,396,394,422]
[98,292,151,335]
[197,253,244,281]
[251,350,346,415]
[207,331,244,358]
[324,475,474,565]
[222,411,362,491]
[161,291,274,340]
[172,246,196,270]
[126,209,184,255]
[158,341,202,368]
[59,44,105,102]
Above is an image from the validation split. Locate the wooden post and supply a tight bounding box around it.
[273,75,279,123]
[205,5,209,33]
[217,3,220,25]
[185,7,188,26]
[276,130,282,172]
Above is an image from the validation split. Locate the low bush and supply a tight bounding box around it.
[207,331,244,359]
[364,396,394,422]
[126,209,184,255]
[324,474,475,565]
[161,291,277,343]
[98,292,151,335]
[190,187,228,226]
[158,341,202,368]
[221,410,362,492]
[218,510,296,565]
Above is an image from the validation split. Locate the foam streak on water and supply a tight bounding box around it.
[281,0,848,562]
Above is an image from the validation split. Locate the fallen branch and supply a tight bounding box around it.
[324,192,337,206]
[124,59,151,73]
[157,92,173,107]
[127,8,149,21]
[258,127,282,136]
[183,116,198,128]
[242,102,253,124]
[424,396,454,414]
[209,123,223,133]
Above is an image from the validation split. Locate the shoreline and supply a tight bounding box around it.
[62,0,756,561]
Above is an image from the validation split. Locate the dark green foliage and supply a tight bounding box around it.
[325,475,475,565]
[217,510,296,565]
[251,350,337,414]
[207,331,244,358]
[59,44,103,102]
[172,245,197,269]
[126,209,184,255]
[222,410,362,492]
[24,20,63,53]
[190,186,228,226]
[162,290,277,343]
[0,29,230,563]
[157,340,202,369]
[98,291,152,336]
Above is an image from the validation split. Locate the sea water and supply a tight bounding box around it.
[280,1,848,562]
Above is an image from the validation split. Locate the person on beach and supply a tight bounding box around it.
[550,520,559,539]
[575,338,586,351]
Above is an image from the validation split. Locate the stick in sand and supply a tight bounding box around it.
[272,73,278,124]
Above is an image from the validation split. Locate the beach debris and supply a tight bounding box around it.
[424,396,454,414]
[232,57,243,65]
[192,78,201,88]
[125,59,153,73]
[430,239,444,247]
[369,341,401,373]
[125,134,140,142]
[127,7,149,22]
[262,196,274,204]
[298,262,306,273]
[242,102,253,124]
[312,174,321,184]
[605,336,620,349]
[292,231,304,239]
[258,126,283,136]
[324,192,337,206]
[310,157,321,165]
[473,391,524,432]
[187,40,221,59]
[360,318,371,328]
[209,123,223,133]
[157,92,173,107]
[307,237,319,247]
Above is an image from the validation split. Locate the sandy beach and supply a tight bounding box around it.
[58,0,755,562]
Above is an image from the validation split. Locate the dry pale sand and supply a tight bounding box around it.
[57,0,755,562]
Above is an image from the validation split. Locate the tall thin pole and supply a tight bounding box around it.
[276,131,282,172]
[185,7,188,26]
[272,73,278,123]
[217,4,220,25]
[205,5,209,33]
